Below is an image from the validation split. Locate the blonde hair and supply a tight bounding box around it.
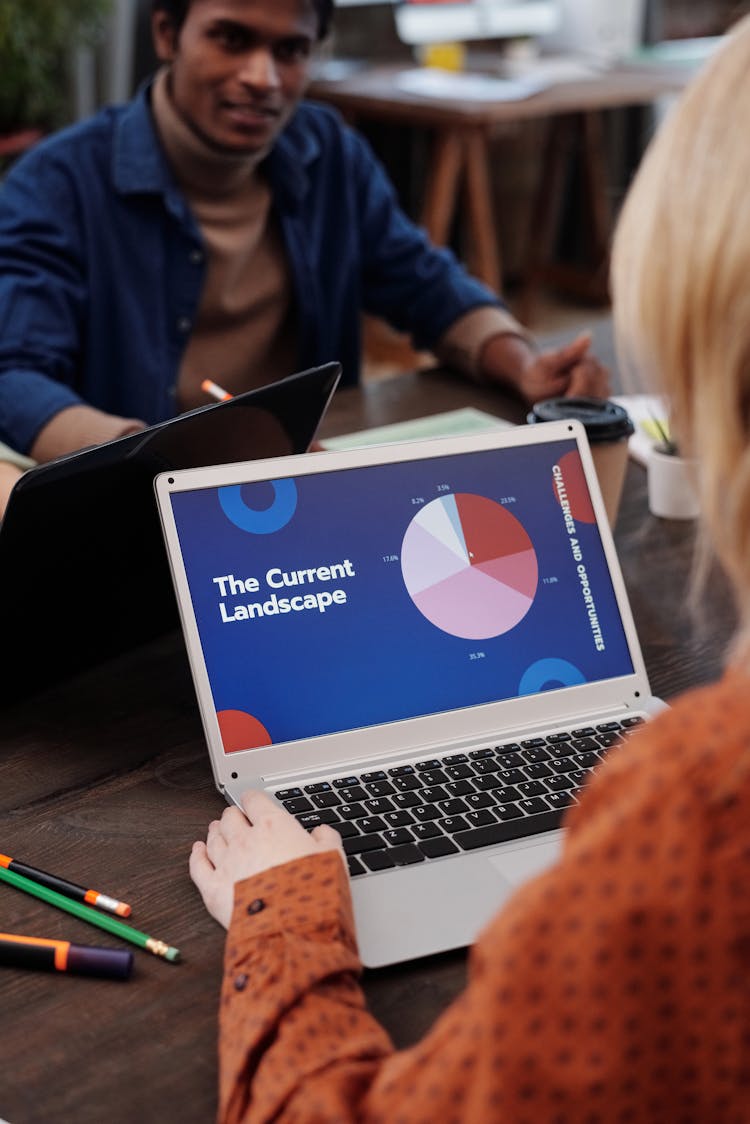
[612,15,750,622]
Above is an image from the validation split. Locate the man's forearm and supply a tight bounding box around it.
[29,404,147,462]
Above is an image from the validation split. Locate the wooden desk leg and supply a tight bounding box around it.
[420,127,464,247]
[464,126,502,293]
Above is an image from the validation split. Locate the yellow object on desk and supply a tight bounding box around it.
[419,41,467,71]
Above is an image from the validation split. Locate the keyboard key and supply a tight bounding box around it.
[498,742,522,753]
[445,779,474,798]
[357,816,387,834]
[440,815,469,833]
[572,752,599,769]
[384,828,414,846]
[497,768,525,785]
[305,782,333,794]
[596,733,622,748]
[546,774,575,791]
[445,763,474,779]
[495,803,525,821]
[597,721,622,732]
[466,791,494,809]
[520,737,545,748]
[361,770,387,783]
[363,849,397,872]
[570,737,599,752]
[297,809,340,828]
[393,774,422,791]
[441,754,469,765]
[517,780,548,799]
[621,715,645,728]
[546,732,572,743]
[494,785,522,803]
[365,780,395,797]
[571,727,596,738]
[389,843,425,866]
[497,752,524,769]
[474,774,502,791]
[568,769,589,786]
[413,822,442,840]
[274,787,303,801]
[338,803,366,820]
[312,792,340,809]
[365,797,395,815]
[524,762,553,780]
[546,791,575,812]
[412,804,442,822]
[519,796,550,816]
[439,798,469,817]
[418,836,460,859]
[547,743,578,758]
[329,821,360,839]
[466,809,496,827]
[548,757,579,775]
[343,834,386,855]
[388,765,416,776]
[347,856,366,877]
[454,808,563,851]
[332,776,360,789]
[283,797,313,814]
[415,759,442,771]
[473,758,501,775]
[384,810,414,827]
[338,785,369,803]
[421,785,449,803]
[520,747,550,764]
[393,791,422,809]
[469,747,494,759]
[419,769,449,786]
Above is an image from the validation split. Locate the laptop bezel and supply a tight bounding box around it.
[155,419,653,798]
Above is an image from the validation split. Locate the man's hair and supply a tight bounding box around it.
[152,0,334,40]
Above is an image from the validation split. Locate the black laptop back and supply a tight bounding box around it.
[0,363,341,703]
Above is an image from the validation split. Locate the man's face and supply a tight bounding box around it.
[152,0,319,156]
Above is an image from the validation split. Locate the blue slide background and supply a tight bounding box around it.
[170,438,634,748]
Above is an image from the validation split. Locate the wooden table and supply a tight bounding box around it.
[0,371,736,1123]
[309,62,694,316]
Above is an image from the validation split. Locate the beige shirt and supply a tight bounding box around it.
[151,69,297,412]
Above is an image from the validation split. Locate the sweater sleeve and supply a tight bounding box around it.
[217,677,750,1123]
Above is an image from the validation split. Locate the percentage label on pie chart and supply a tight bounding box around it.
[401,493,538,640]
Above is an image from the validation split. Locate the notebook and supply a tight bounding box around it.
[155,418,662,967]
[0,362,341,704]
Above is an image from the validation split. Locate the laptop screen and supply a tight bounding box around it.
[168,436,634,753]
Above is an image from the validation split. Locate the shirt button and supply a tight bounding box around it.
[247,898,266,915]
[233,973,248,991]
[177,316,191,333]
[189,248,203,264]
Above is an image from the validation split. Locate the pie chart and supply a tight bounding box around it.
[401,493,538,640]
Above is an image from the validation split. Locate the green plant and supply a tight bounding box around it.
[0,0,112,132]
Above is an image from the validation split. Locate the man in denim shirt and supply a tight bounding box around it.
[0,0,607,510]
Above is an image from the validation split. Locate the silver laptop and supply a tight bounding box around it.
[155,419,661,967]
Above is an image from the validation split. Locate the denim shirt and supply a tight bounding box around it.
[0,85,501,453]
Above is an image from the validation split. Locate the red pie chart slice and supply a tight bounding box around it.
[401,494,538,640]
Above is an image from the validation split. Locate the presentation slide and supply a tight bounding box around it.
[169,438,634,752]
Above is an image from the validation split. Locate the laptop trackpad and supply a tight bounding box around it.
[353,840,559,969]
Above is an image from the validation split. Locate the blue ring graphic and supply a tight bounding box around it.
[519,657,586,696]
[218,478,298,534]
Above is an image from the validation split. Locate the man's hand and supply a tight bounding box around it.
[189,790,345,929]
[480,330,610,405]
[0,461,23,520]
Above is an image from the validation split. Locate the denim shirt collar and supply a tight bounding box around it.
[112,81,320,215]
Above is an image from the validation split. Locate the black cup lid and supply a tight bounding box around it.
[526,397,634,443]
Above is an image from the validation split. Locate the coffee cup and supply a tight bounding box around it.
[526,397,634,527]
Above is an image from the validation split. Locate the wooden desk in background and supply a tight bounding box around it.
[0,371,736,1123]
[309,63,693,319]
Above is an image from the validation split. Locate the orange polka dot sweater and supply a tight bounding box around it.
[218,670,750,1122]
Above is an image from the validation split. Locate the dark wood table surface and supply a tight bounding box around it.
[0,370,737,1123]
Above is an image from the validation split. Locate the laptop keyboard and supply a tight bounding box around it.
[272,716,645,877]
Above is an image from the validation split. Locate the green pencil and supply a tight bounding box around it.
[0,864,180,962]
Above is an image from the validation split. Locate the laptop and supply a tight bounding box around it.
[0,363,341,705]
[155,418,662,967]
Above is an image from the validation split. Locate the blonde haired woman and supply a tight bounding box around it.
[189,19,750,1123]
